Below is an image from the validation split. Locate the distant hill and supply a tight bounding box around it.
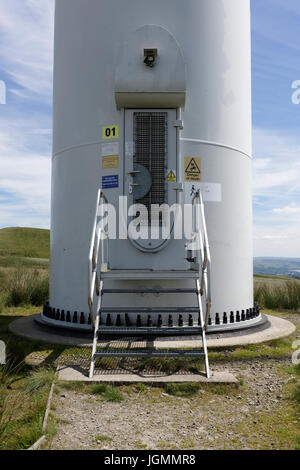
[0,229,298,278]
[0,227,50,259]
[254,257,300,279]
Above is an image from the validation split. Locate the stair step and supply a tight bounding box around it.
[100,307,200,314]
[101,270,199,280]
[94,349,206,359]
[102,288,198,294]
[98,327,202,335]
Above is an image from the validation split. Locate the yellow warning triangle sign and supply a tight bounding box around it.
[166,170,176,182]
[186,158,201,175]
[184,157,202,182]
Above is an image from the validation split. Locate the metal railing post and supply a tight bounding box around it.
[191,189,212,332]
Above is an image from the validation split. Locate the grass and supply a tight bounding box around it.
[96,435,113,442]
[61,382,125,402]
[0,292,58,450]
[0,257,49,269]
[102,387,124,402]
[24,368,54,394]
[209,338,296,364]
[135,383,148,393]
[136,357,204,375]
[0,363,55,450]
[90,383,108,395]
[135,440,149,450]
[59,381,86,392]
[164,383,202,398]
[254,280,300,310]
[90,384,124,402]
[0,228,50,311]
[0,227,50,259]
[1,268,49,309]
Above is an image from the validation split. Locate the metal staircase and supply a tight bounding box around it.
[88,189,211,379]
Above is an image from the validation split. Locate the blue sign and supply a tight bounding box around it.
[102,175,119,189]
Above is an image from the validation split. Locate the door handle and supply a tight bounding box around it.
[129,182,139,195]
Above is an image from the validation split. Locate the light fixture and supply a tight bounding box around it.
[144,48,158,67]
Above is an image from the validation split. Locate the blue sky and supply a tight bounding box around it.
[0,0,299,257]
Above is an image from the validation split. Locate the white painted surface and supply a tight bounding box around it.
[185,183,222,203]
[51,0,253,325]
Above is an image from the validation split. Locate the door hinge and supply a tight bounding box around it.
[173,120,184,130]
[171,182,184,192]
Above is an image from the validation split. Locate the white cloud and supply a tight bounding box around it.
[0,0,54,102]
[0,116,51,228]
[253,128,300,257]
[262,235,288,240]
[0,1,53,228]
[254,223,300,256]
[253,128,300,198]
[253,158,272,171]
[254,169,299,192]
[273,205,300,215]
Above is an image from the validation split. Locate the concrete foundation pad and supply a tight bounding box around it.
[156,315,296,349]
[9,314,296,349]
[58,366,238,384]
[206,315,296,348]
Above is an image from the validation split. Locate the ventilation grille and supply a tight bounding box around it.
[133,112,168,224]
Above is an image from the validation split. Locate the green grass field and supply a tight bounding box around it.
[0,228,50,311]
[254,274,300,284]
[0,227,50,259]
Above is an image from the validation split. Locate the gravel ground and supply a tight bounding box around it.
[47,358,298,450]
[45,313,300,450]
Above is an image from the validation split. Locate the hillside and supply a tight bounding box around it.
[0,227,50,259]
[254,257,300,279]
[0,229,299,278]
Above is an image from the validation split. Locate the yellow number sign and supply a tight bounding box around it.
[102,125,119,140]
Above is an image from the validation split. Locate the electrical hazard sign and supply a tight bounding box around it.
[184,157,202,182]
[166,170,176,182]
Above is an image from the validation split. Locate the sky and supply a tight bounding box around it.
[0,0,299,257]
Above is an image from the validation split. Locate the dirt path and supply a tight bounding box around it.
[47,357,299,450]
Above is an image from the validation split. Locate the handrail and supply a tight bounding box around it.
[191,189,212,331]
[88,189,109,327]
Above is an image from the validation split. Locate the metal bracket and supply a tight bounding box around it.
[189,262,200,271]
[173,119,184,130]
[170,182,184,192]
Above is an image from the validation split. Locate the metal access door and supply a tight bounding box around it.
[124,109,178,252]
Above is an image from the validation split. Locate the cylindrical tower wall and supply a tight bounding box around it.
[47,0,256,331]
